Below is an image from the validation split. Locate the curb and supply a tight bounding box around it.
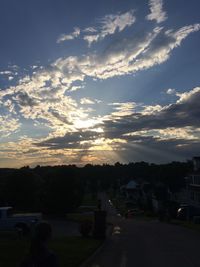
[79,224,113,267]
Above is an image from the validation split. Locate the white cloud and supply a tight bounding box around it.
[0,70,13,75]
[123,126,200,141]
[57,27,80,43]
[158,127,199,140]
[99,10,136,37]
[69,85,83,92]
[83,35,99,46]
[142,105,163,115]
[0,115,20,137]
[84,10,136,45]
[31,65,38,69]
[83,27,97,33]
[80,98,96,105]
[108,102,137,117]
[166,88,176,94]
[146,0,167,23]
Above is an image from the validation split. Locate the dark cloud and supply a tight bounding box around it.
[16,92,38,107]
[103,89,200,139]
[50,110,73,125]
[36,130,102,149]
[116,135,200,163]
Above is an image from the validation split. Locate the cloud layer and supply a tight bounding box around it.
[0,2,200,167]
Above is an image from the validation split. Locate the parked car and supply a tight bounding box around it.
[177,205,200,220]
[0,207,42,235]
[125,208,144,218]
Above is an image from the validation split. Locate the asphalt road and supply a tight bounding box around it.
[87,193,200,267]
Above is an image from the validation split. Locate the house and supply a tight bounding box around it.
[120,180,140,203]
[186,157,200,208]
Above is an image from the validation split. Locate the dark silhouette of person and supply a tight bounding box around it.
[20,222,59,267]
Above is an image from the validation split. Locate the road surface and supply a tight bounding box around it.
[87,193,200,267]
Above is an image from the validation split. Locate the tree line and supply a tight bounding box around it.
[0,161,193,215]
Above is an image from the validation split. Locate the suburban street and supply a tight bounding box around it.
[86,193,200,267]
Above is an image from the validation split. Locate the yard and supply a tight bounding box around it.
[0,232,102,267]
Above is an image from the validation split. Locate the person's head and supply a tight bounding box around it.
[34,222,52,243]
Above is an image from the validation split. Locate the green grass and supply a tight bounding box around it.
[0,234,102,267]
[50,237,102,267]
[81,193,97,206]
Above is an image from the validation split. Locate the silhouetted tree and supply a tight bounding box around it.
[42,167,84,215]
[3,169,41,211]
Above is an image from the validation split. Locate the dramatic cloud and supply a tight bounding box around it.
[146,0,167,23]
[1,4,200,166]
[27,85,200,165]
[54,23,200,81]
[36,130,102,149]
[0,22,199,142]
[103,86,200,139]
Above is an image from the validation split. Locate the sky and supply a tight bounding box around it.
[0,0,200,168]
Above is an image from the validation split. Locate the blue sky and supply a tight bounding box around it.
[0,0,200,167]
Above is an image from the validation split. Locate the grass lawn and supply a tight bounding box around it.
[66,213,94,223]
[81,193,97,206]
[170,220,200,232]
[0,233,102,267]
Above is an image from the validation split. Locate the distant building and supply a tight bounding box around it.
[186,157,200,208]
[120,180,139,201]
